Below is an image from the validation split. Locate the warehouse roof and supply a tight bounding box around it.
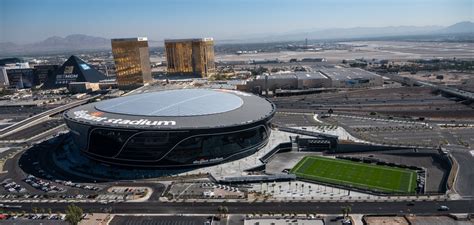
[319,68,381,81]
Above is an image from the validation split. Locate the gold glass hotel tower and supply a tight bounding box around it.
[165,38,215,77]
[111,37,152,89]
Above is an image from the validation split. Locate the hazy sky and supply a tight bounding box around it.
[0,0,472,43]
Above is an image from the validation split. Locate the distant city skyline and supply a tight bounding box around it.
[0,0,472,43]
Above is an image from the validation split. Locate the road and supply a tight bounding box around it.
[450,146,474,198]
[4,200,473,214]
[0,95,99,138]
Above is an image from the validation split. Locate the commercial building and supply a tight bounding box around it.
[68,82,101,93]
[243,68,384,93]
[34,64,59,85]
[111,37,152,89]
[0,67,8,87]
[319,68,384,88]
[64,89,275,167]
[43,55,107,89]
[6,68,37,89]
[244,72,331,93]
[165,38,215,77]
[0,57,29,68]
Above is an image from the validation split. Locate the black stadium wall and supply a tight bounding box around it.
[64,89,276,168]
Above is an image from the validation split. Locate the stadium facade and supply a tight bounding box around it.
[64,89,275,167]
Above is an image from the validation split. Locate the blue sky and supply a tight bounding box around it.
[0,0,472,43]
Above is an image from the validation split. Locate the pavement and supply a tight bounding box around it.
[109,215,211,225]
[450,146,474,198]
[3,199,473,214]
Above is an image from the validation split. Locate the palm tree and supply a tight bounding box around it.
[341,206,352,218]
[222,206,229,217]
[217,205,224,218]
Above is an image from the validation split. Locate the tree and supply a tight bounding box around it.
[65,204,83,225]
[222,206,229,217]
[342,206,352,218]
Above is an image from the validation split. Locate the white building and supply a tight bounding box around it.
[319,68,384,88]
[0,67,9,87]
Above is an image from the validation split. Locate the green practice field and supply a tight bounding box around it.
[290,156,418,193]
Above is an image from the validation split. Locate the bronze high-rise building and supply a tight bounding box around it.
[165,38,215,77]
[111,37,152,89]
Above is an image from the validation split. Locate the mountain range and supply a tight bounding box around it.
[1,21,473,56]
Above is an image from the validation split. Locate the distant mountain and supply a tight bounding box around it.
[0,34,111,56]
[29,34,110,51]
[258,25,444,42]
[437,21,474,34]
[1,22,473,56]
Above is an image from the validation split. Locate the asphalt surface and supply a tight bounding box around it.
[110,215,211,225]
[2,200,473,214]
[450,146,474,198]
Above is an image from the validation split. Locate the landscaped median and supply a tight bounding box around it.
[290,156,418,194]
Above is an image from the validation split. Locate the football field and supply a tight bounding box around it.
[290,156,418,193]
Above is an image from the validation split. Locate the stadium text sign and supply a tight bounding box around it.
[73,110,176,126]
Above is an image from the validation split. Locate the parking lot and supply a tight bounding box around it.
[0,213,67,224]
[271,87,474,119]
[110,216,214,225]
[445,127,474,147]
[167,182,245,200]
[322,115,446,147]
[273,112,322,127]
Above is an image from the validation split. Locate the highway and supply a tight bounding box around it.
[4,200,473,214]
[387,74,474,101]
[0,95,100,138]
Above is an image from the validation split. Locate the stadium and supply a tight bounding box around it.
[63,89,275,168]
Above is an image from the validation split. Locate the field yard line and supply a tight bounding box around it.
[292,156,309,173]
[309,156,414,174]
[407,171,414,192]
[291,156,417,193]
[294,171,399,193]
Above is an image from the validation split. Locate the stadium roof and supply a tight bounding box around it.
[95,89,243,117]
[65,89,275,130]
[43,55,107,89]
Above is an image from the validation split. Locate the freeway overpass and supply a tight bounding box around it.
[415,80,474,101]
[0,95,100,139]
[386,74,474,101]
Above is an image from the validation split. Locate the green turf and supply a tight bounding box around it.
[290,156,418,193]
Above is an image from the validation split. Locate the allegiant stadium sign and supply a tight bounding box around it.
[73,110,176,126]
